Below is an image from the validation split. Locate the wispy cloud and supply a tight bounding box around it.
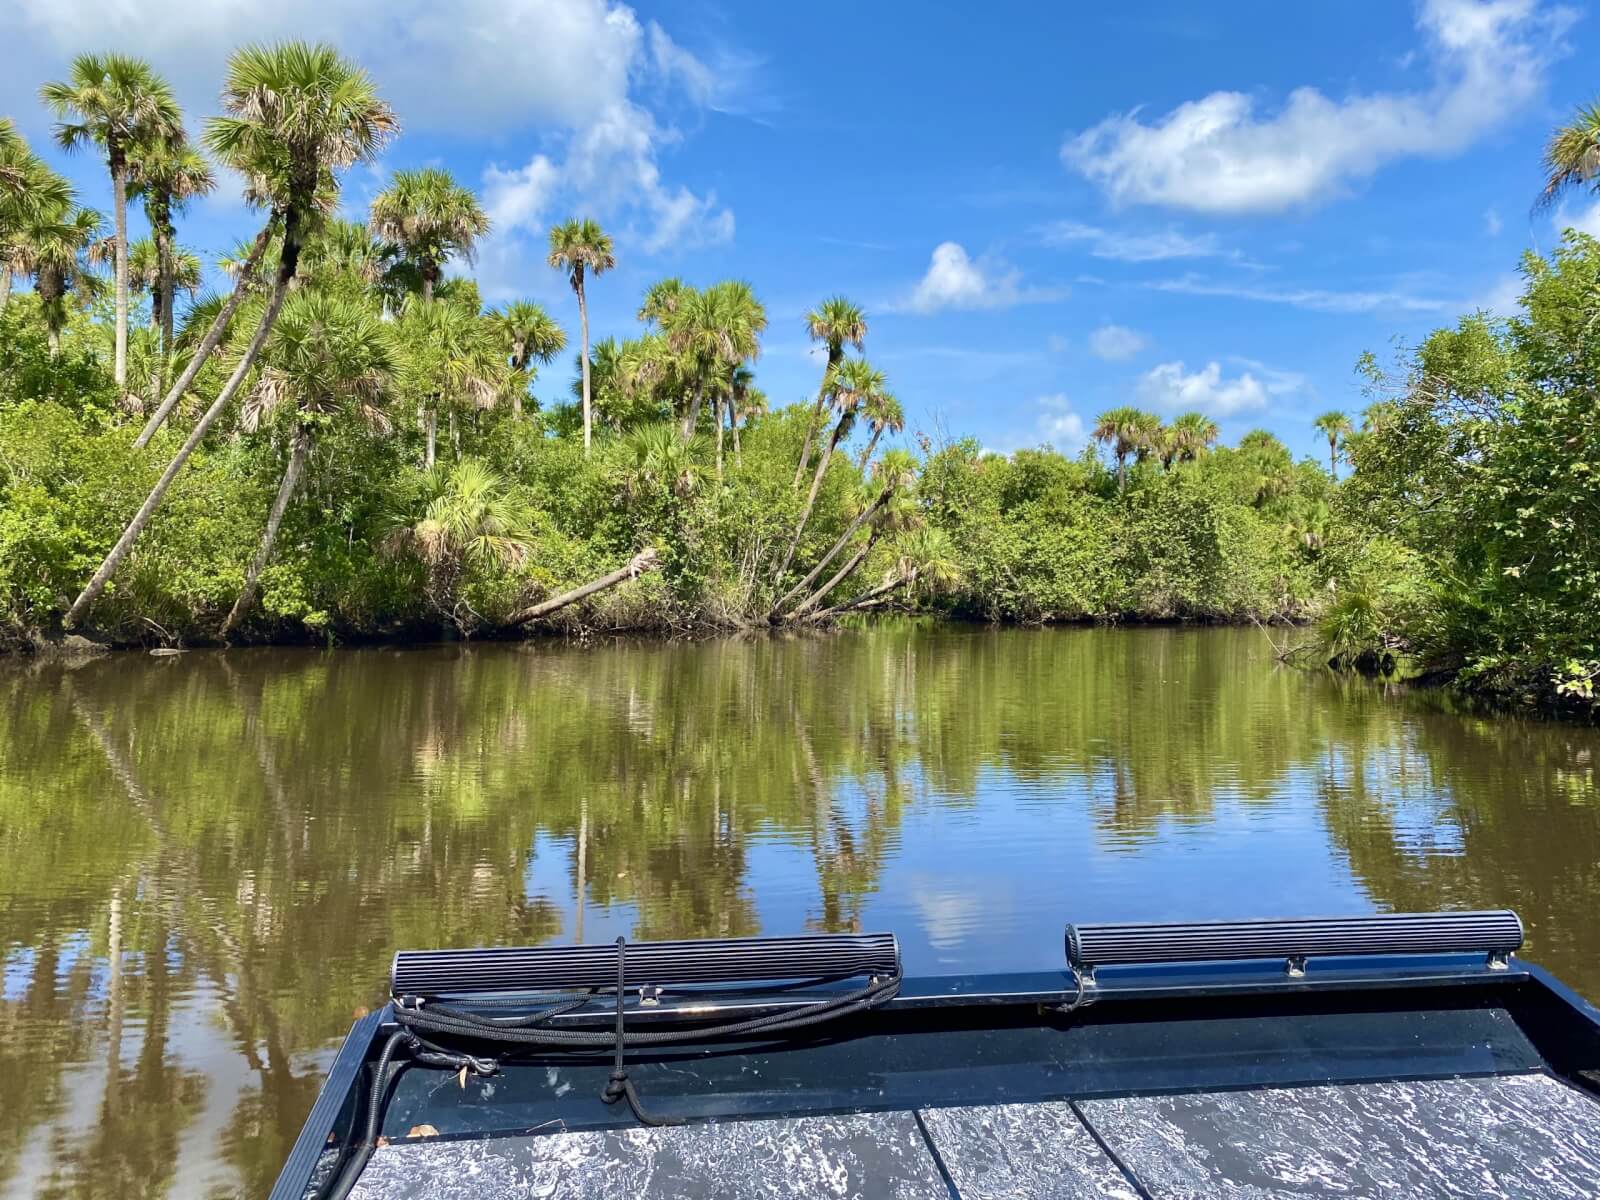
[1041,220,1227,262]
[1087,324,1151,361]
[1147,274,1453,314]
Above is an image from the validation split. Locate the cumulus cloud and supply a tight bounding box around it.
[1063,0,1573,214]
[1148,275,1452,314]
[1553,200,1600,239]
[1042,220,1225,262]
[1136,361,1269,415]
[987,394,1090,455]
[4,0,735,264]
[902,242,1063,314]
[1087,324,1151,361]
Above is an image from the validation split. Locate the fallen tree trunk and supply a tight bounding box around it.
[807,571,910,622]
[509,547,660,626]
[785,534,876,621]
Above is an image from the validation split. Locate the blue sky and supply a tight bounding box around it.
[5,0,1599,460]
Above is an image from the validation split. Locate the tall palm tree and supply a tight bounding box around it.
[68,42,397,629]
[0,121,73,314]
[1313,410,1353,479]
[369,167,490,302]
[637,276,687,327]
[856,390,905,470]
[1167,411,1219,467]
[547,218,614,455]
[491,300,565,416]
[796,297,867,485]
[128,136,215,369]
[20,205,107,357]
[1092,405,1160,491]
[662,280,767,473]
[128,238,201,405]
[1539,100,1600,209]
[777,357,885,581]
[222,292,397,634]
[41,54,181,391]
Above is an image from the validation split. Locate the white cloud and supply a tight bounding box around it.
[1553,200,1600,239]
[1063,0,1572,214]
[902,242,1063,314]
[1042,220,1225,262]
[987,394,1090,455]
[1148,275,1452,314]
[1484,206,1504,236]
[1136,361,1269,415]
[1087,324,1151,361]
[1475,273,1524,316]
[5,0,735,268]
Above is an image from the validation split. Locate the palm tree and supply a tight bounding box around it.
[856,390,905,470]
[547,218,615,455]
[399,296,506,467]
[1539,100,1600,209]
[41,55,181,391]
[369,167,490,302]
[388,458,535,627]
[637,276,687,327]
[778,448,918,618]
[12,203,105,357]
[796,297,867,485]
[67,42,397,629]
[1092,405,1160,491]
[0,121,73,314]
[728,363,764,463]
[623,421,706,499]
[810,527,961,622]
[490,300,565,416]
[222,292,397,634]
[1313,410,1353,479]
[662,281,767,474]
[128,136,215,369]
[1167,411,1219,467]
[777,357,885,582]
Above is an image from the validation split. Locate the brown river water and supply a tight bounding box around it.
[1,624,1597,1197]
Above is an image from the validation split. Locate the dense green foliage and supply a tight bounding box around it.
[1331,232,1600,714]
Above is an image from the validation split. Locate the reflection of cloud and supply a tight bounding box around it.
[908,874,994,951]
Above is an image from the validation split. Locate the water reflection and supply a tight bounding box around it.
[0,625,1596,1196]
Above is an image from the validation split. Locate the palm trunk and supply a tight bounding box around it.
[513,392,523,418]
[577,276,592,455]
[856,425,884,472]
[0,269,11,313]
[421,273,434,303]
[508,547,659,625]
[66,266,293,629]
[793,347,839,487]
[1329,442,1337,479]
[48,327,61,358]
[714,394,725,478]
[788,534,875,619]
[681,388,704,440]
[775,416,847,582]
[112,162,128,391]
[773,489,888,615]
[449,408,458,460]
[730,401,742,463]
[159,222,176,364]
[426,406,437,469]
[809,571,910,622]
[221,428,309,636]
[135,215,277,448]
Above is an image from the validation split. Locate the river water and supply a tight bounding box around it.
[1,625,1597,1196]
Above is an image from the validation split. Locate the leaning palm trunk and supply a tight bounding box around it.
[66,271,292,629]
[808,570,910,622]
[135,216,277,448]
[788,534,876,620]
[793,354,838,487]
[508,547,659,625]
[113,164,128,390]
[221,427,309,636]
[775,415,847,582]
[773,490,888,615]
[856,426,884,472]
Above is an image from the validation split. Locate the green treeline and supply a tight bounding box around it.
[1,44,1598,714]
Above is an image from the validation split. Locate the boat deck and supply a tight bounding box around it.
[350,1070,1600,1199]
